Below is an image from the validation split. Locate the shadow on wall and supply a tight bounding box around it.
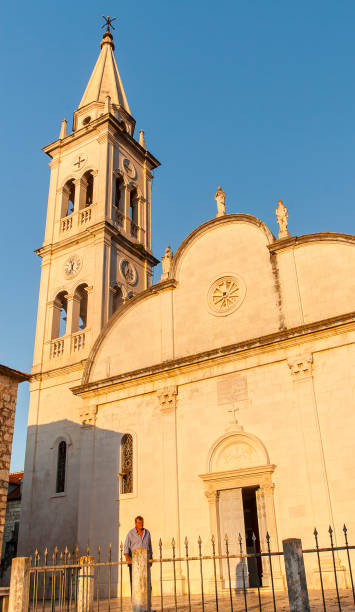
[17,420,130,561]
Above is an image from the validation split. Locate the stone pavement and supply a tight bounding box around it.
[91,589,354,610]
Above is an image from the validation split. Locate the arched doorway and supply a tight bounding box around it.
[200,432,282,589]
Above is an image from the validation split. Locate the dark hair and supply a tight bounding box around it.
[135,515,144,522]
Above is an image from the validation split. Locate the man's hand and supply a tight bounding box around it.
[124,553,131,564]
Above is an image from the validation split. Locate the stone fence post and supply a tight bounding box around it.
[283,538,310,612]
[8,557,31,612]
[77,555,95,612]
[132,548,151,612]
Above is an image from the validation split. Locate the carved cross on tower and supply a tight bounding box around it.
[102,15,117,33]
[74,156,85,169]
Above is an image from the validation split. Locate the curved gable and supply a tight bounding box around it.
[84,215,282,384]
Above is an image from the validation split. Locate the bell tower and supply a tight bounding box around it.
[32,20,160,374]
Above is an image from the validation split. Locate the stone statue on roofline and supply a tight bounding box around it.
[275,199,290,239]
[161,245,173,280]
[215,186,226,217]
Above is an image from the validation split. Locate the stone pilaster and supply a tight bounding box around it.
[77,404,98,551]
[287,353,334,532]
[157,386,180,550]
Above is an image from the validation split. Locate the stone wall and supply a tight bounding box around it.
[2,500,20,554]
[0,376,18,555]
[0,367,28,555]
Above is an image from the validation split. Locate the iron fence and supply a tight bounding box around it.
[25,525,355,611]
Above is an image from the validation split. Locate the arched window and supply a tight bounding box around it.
[111,286,123,315]
[72,283,88,333]
[129,188,138,223]
[114,176,123,209]
[51,291,68,339]
[121,434,133,494]
[82,171,94,206]
[56,441,67,493]
[61,180,75,217]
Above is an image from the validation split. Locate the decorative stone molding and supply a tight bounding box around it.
[80,405,97,427]
[207,274,246,317]
[157,386,178,413]
[204,489,219,504]
[288,354,313,379]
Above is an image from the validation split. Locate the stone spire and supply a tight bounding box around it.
[78,29,131,113]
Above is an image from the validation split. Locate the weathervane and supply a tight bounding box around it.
[102,15,117,33]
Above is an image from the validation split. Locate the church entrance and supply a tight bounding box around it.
[218,486,262,588]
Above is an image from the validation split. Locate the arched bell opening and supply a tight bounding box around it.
[51,291,68,339]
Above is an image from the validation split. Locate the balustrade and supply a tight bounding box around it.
[61,216,73,232]
[79,207,91,225]
[72,331,86,352]
[60,206,93,234]
[113,207,124,227]
[130,220,138,238]
[51,338,64,358]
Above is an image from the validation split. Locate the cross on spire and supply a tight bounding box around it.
[102,15,116,34]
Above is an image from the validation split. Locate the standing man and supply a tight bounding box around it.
[124,515,153,588]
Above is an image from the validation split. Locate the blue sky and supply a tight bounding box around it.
[1,1,355,471]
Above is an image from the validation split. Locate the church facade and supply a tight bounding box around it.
[19,25,355,593]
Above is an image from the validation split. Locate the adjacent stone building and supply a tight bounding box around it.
[18,25,355,595]
[0,472,23,584]
[0,367,28,558]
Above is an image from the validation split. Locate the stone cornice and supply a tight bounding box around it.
[30,359,86,383]
[72,309,355,397]
[34,220,159,267]
[43,113,160,171]
[199,464,276,485]
[269,232,355,253]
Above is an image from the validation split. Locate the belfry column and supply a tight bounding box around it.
[157,387,184,592]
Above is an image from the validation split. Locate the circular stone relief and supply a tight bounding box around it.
[122,158,137,180]
[207,274,246,316]
[119,259,138,286]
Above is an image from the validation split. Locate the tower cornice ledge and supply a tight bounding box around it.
[42,114,160,170]
[34,221,160,266]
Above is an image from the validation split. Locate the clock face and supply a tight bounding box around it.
[64,255,81,277]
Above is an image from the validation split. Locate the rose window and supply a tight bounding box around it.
[207,275,245,316]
